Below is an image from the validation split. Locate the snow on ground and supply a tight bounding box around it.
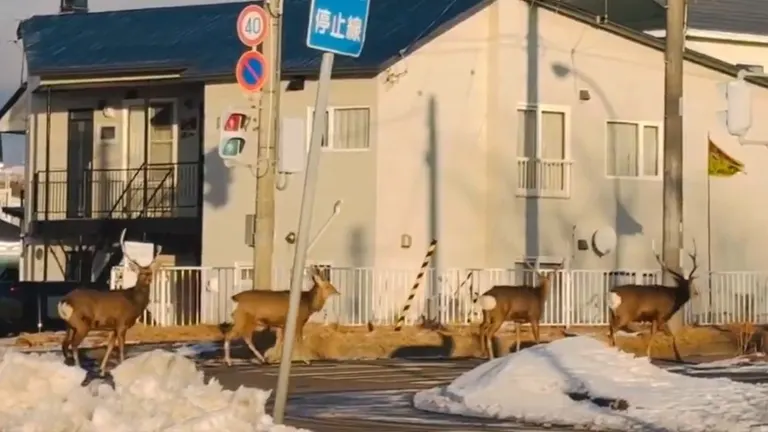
[0,348,310,431]
[414,336,768,432]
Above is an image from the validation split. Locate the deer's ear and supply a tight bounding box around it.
[150,260,162,271]
[311,273,322,285]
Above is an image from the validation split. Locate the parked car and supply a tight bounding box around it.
[3,280,90,334]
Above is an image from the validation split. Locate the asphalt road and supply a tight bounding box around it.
[68,342,768,432]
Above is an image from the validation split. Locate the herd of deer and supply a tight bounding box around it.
[56,229,701,375]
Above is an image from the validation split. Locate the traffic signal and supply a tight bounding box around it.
[219,110,248,160]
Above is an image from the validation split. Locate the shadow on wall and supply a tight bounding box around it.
[203,148,231,208]
[348,225,367,267]
[551,61,644,267]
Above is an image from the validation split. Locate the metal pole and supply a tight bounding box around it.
[252,0,283,290]
[662,0,686,332]
[272,51,334,423]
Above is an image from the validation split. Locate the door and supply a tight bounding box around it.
[66,110,94,218]
[124,101,176,216]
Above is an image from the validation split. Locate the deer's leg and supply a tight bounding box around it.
[69,326,89,368]
[530,320,541,345]
[478,319,489,358]
[295,323,311,365]
[242,322,267,364]
[99,331,116,375]
[117,326,128,363]
[487,321,503,359]
[62,326,73,361]
[608,309,616,347]
[646,320,659,359]
[515,323,521,352]
[224,308,247,366]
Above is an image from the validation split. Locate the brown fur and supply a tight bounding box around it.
[223,265,340,366]
[478,262,563,359]
[608,241,699,358]
[59,229,162,375]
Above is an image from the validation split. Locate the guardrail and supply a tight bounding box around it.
[109,266,768,327]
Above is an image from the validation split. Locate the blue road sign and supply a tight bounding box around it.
[235,51,268,93]
[306,0,370,58]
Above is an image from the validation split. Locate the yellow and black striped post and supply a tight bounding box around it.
[452,271,474,297]
[394,239,438,331]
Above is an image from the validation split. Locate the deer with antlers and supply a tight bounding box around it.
[58,229,162,375]
[477,261,563,359]
[608,240,699,358]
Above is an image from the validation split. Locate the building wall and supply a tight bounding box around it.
[375,0,768,272]
[200,78,377,271]
[24,84,203,281]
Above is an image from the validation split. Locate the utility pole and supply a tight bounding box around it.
[662,0,686,333]
[253,0,283,290]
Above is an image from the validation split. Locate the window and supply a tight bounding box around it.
[149,102,175,167]
[307,106,371,150]
[605,121,661,178]
[516,105,571,197]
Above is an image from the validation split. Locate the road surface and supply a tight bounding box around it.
[71,342,768,431]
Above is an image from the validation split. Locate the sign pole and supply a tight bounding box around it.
[271,0,369,423]
[252,0,281,291]
[272,51,335,423]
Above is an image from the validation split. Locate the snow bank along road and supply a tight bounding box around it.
[9,339,768,432]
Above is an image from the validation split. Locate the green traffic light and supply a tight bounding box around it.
[221,137,245,157]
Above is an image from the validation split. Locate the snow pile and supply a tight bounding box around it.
[414,336,768,431]
[0,348,310,431]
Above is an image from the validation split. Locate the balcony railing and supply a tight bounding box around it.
[32,162,200,221]
[516,157,573,198]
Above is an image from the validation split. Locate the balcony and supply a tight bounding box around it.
[32,162,200,222]
[516,157,573,198]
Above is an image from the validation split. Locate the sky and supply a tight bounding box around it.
[0,0,243,166]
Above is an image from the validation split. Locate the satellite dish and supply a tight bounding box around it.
[592,227,617,256]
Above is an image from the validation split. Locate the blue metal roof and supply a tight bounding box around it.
[19,0,488,78]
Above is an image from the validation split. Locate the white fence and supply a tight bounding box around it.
[109,266,768,328]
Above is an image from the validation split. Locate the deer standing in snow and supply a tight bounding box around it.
[58,229,162,375]
[608,240,699,358]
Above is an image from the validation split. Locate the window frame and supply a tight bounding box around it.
[604,120,663,180]
[306,105,372,152]
[515,103,572,161]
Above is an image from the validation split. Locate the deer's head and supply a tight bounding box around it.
[653,239,699,298]
[120,229,163,289]
[309,265,340,301]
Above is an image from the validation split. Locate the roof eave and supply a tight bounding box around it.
[30,63,189,79]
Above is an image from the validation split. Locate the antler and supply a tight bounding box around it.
[119,229,162,268]
[522,260,542,277]
[651,240,685,280]
[119,229,140,268]
[687,239,698,280]
[652,239,698,280]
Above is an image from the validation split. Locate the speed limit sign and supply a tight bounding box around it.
[236,5,269,47]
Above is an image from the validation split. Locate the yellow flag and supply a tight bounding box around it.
[708,136,745,177]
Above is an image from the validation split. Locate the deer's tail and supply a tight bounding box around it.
[57,299,74,321]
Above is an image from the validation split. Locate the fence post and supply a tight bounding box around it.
[563,269,571,327]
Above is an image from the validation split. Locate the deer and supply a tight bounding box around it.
[223,265,340,366]
[58,228,162,375]
[607,240,699,359]
[476,261,563,359]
